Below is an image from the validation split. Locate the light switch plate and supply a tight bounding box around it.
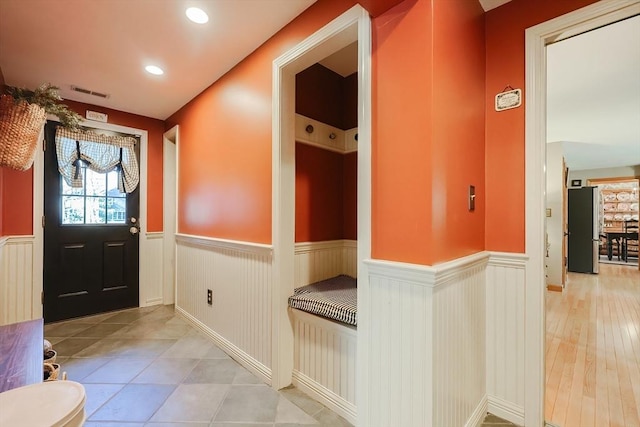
[469,185,475,211]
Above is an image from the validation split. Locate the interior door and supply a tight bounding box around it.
[43,122,140,322]
[567,187,597,274]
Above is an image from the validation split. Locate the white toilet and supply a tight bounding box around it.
[0,380,86,427]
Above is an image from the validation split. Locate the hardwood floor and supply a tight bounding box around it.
[546,263,640,427]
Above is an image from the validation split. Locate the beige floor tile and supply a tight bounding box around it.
[275,396,320,425]
[89,384,176,422]
[82,383,126,417]
[83,358,154,383]
[131,358,199,384]
[161,335,217,359]
[72,323,128,338]
[214,385,280,423]
[149,383,229,423]
[61,357,111,382]
[45,322,94,338]
[53,337,102,357]
[184,359,244,384]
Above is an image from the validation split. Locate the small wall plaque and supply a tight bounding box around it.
[571,179,582,187]
[495,88,522,111]
[86,110,108,122]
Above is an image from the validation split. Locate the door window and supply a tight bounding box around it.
[61,165,127,225]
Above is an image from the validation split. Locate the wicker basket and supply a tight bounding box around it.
[43,362,60,381]
[0,94,47,171]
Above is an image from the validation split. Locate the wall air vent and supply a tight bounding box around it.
[70,85,110,99]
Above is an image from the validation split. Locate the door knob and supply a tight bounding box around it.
[129,226,139,235]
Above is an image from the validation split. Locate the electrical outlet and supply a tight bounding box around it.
[207,289,213,305]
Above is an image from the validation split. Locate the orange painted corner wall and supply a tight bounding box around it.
[2,167,33,235]
[295,143,345,242]
[64,100,165,232]
[372,0,435,265]
[165,0,377,244]
[430,0,486,263]
[484,0,597,253]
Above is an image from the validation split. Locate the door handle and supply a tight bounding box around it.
[129,217,140,235]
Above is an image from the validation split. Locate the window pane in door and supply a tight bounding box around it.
[107,198,126,224]
[61,178,83,196]
[85,197,106,224]
[86,168,106,196]
[62,196,85,224]
[107,170,121,195]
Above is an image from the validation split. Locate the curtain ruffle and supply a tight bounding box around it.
[55,128,139,193]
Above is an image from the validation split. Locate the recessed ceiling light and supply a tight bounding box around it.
[145,65,164,75]
[186,7,208,24]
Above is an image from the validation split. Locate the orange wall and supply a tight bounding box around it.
[484,0,597,253]
[373,0,485,265]
[2,168,33,235]
[165,0,371,243]
[431,0,486,262]
[295,144,357,242]
[295,143,345,241]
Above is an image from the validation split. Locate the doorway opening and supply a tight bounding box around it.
[526,2,640,426]
[272,5,371,426]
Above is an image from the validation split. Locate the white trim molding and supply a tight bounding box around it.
[176,233,273,255]
[295,114,358,153]
[363,252,488,427]
[177,306,272,384]
[272,5,372,405]
[524,2,640,425]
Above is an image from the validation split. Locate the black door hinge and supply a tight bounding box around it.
[42,215,45,228]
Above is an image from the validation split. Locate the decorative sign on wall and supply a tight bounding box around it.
[86,110,108,122]
[495,86,522,111]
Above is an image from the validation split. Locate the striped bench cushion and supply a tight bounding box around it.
[288,275,357,326]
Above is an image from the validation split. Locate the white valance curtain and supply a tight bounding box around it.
[55,128,139,193]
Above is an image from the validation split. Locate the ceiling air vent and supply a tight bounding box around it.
[70,85,110,99]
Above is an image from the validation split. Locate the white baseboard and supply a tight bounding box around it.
[488,395,525,426]
[465,395,488,427]
[292,370,357,425]
[144,297,163,306]
[176,306,272,385]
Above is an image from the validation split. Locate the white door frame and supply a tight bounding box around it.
[34,118,150,316]
[163,125,179,305]
[525,1,640,425]
[271,4,371,422]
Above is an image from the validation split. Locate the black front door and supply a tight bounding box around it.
[43,122,140,322]
[567,187,597,274]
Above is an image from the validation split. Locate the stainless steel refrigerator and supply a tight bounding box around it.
[567,186,599,274]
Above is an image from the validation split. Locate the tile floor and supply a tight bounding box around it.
[45,305,516,427]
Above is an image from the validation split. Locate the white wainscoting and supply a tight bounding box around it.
[486,252,527,426]
[0,236,37,326]
[363,252,488,427]
[290,308,357,425]
[294,240,357,287]
[175,234,274,383]
[140,232,164,307]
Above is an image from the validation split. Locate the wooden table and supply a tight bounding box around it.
[0,318,43,392]
[604,231,639,261]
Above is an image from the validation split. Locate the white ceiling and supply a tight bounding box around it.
[0,0,316,120]
[547,15,640,171]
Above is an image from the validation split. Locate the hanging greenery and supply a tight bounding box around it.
[4,83,83,129]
